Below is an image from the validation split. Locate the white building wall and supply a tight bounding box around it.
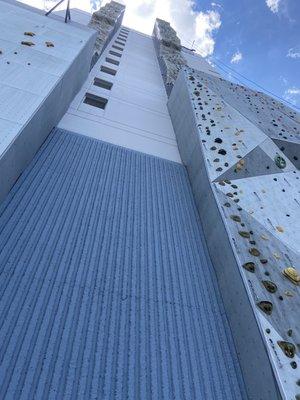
[59,27,182,163]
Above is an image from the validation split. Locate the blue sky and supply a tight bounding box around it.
[191,0,300,109]
[116,0,300,110]
[26,0,299,109]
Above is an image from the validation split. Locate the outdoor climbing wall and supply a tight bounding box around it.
[0,0,96,204]
[168,66,300,400]
[88,1,125,68]
[195,72,300,170]
[152,19,186,96]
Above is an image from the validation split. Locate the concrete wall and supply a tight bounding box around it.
[181,47,221,79]
[0,0,96,204]
[168,70,283,400]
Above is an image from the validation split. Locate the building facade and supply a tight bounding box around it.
[0,1,299,399]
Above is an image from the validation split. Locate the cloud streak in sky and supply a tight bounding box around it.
[265,0,280,13]
[231,51,243,63]
[287,48,300,59]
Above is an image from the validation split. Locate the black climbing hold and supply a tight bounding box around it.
[262,280,277,293]
[257,301,273,315]
[242,262,255,273]
[278,341,295,358]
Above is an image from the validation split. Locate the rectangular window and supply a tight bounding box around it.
[100,65,117,76]
[83,93,108,109]
[93,78,113,90]
[117,37,126,42]
[119,34,127,39]
[109,50,122,58]
[121,28,129,33]
[105,57,120,66]
[112,44,123,51]
[115,40,125,46]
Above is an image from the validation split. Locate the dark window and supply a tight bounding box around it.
[115,40,125,46]
[117,37,126,42]
[83,93,108,109]
[93,77,113,90]
[100,65,117,75]
[121,28,129,33]
[119,34,127,39]
[105,57,120,66]
[109,50,122,57]
[112,44,123,51]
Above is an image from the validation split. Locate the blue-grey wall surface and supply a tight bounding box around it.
[0,128,247,399]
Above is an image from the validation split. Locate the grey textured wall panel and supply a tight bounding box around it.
[0,0,97,205]
[0,128,246,399]
[168,71,281,400]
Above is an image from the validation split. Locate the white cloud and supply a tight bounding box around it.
[19,0,222,57]
[286,88,300,95]
[266,0,280,13]
[231,51,243,63]
[101,0,221,57]
[283,87,300,106]
[211,2,222,8]
[194,10,221,56]
[287,48,300,59]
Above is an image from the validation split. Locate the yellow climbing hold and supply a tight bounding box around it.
[283,267,300,285]
[276,226,284,233]
[260,234,269,240]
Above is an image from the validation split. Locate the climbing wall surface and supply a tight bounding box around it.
[0,129,246,400]
[169,67,300,399]
[88,0,125,67]
[152,18,186,96]
[0,0,96,203]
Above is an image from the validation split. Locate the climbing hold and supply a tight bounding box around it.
[285,290,294,297]
[242,262,255,273]
[276,226,284,233]
[260,259,268,264]
[230,215,241,222]
[218,149,227,155]
[283,267,300,285]
[260,234,269,240]
[21,41,35,46]
[45,41,55,47]
[249,248,260,257]
[257,301,273,315]
[290,361,297,369]
[239,231,250,238]
[24,31,35,36]
[277,341,295,358]
[274,154,286,169]
[262,280,277,293]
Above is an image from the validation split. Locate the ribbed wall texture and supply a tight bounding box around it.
[0,129,246,399]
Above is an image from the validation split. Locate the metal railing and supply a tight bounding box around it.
[45,0,71,23]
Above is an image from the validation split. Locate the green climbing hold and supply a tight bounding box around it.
[274,154,286,169]
[239,231,250,238]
